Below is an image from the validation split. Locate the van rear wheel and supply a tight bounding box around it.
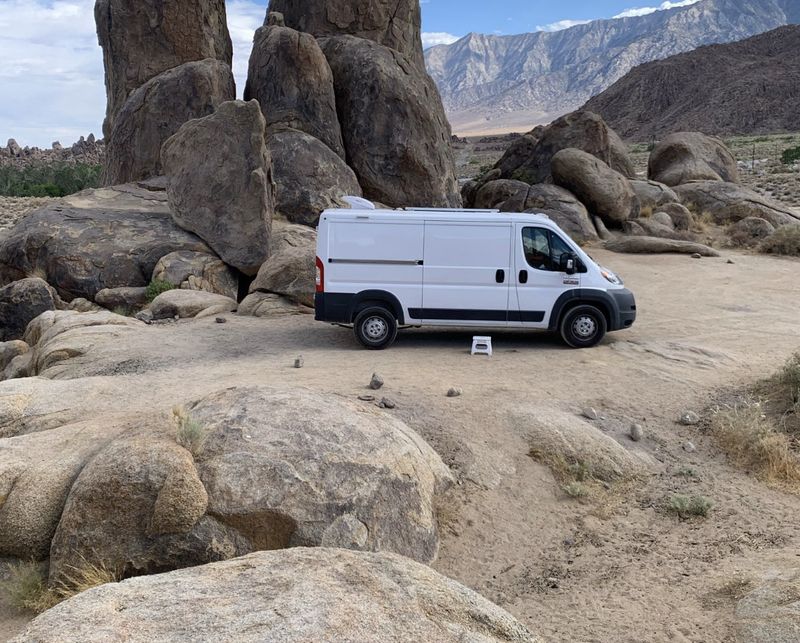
[560,305,607,348]
[354,306,398,350]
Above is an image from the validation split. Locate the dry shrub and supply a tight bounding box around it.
[761,224,800,256]
[639,205,654,219]
[1,557,118,614]
[0,561,57,613]
[691,211,715,234]
[172,405,208,457]
[667,494,713,518]
[710,400,800,486]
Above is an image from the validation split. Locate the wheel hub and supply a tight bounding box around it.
[363,316,388,340]
[573,315,597,339]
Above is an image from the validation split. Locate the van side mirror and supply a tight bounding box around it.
[559,253,577,275]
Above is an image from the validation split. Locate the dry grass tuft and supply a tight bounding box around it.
[710,399,800,486]
[667,494,713,518]
[761,224,800,256]
[1,556,119,615]
[639,205,654,219]
[0,561,58,613]
[691,211,715,234]
[172,405,208,457]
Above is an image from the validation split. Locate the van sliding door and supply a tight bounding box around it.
[418,222,513,327]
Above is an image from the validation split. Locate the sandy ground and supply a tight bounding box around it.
[2,247,800,641]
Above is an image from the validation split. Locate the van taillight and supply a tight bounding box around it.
[315,256,324,293]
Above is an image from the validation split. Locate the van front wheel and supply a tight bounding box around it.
[560,305,607,348]
[354,306,398,350]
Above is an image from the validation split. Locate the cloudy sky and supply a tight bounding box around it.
[0,0,700,148]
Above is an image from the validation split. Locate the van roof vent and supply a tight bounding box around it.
[341,196,375,210]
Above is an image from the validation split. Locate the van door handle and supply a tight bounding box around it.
[519,270,528,284]
[495,269,505,284]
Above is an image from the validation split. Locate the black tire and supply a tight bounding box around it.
[353,306,398,350]
[559,305,607,348]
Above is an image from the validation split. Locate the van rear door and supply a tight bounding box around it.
[417,222,513,326]
[327,219,424,319]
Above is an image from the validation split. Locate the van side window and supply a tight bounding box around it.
[522,227,552,271]
[522,227,576,272]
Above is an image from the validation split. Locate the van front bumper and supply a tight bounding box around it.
[609,288,637,330]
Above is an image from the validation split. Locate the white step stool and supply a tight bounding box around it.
[471,336,493,356]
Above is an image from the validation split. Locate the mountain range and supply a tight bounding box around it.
[582,25,800,140]
[425,0,800,135]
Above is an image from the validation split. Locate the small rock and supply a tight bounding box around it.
[358,394,375,402]
[683,441,696,453]
[691,253,702,259]
[294,356,304,369]
[582,407,599,421]
[727,259,735,264]
[629,423,644,442]
[446,387,462,398]
[369,373,384,390]
[679,410,701,426]
[215,317,227,324]
[379,397,396,409]
[135,310,154,323]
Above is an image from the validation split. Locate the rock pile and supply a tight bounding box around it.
[0,136,104,169]
[464,111,800,253]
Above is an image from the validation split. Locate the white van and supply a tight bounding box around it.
[314,204,636,349]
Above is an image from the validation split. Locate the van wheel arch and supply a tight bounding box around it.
[550,289,615,332]
[348,291,405,325]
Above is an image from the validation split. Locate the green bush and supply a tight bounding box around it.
[0,163,103,197]
[667,494,713,518]
[781,146,800,166]
[145,279,176,302]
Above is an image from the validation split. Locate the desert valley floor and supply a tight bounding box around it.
[2,246,799,642]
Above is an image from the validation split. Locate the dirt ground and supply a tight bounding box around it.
[2,246,799,641]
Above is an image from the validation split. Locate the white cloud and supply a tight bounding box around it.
[614,0,701,19]
[536,19,592,32]
[227,0,267,93]
[0,0,105,148]
[0,0,268,149]
[422,32,460,48]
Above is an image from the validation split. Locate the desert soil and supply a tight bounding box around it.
[1,245,799,641]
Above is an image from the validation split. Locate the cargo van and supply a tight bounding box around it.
[314,202,636,349]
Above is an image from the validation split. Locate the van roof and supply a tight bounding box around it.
[320,208,558,226]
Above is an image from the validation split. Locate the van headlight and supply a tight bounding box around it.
[601,269,623,286]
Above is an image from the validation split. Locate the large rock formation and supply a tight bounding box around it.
[492,111,635,184]
[674,181,800,227]
[151,251,239,300]
[0,381,454,574]
[499,184,599,243]
[104,59,235,185]
[0,279,60,342]
[191,386,452,562]
[245,17,344,157]
[267,0,426,69]
[95,0,232,138]
[648,132,740,187]
[14,549,539,643]
[161,100,274,276]
[0,184,212,302]
[249,220,316,306]
[551,148,639,225]
[268,129,362,226]
[321,36,460,208]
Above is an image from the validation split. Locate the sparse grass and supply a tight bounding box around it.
[639,205,653,218]
[562,481,589,499]
[0,561,57,613]
[145,279,176,302]
[781,145,800,166]
[760,224,800,257]
[667,494,713,518]
[691,211,715,233]
[0,556,118,615]
[172,405,208,457]
[710,399,800,486]
[674,466,699,479]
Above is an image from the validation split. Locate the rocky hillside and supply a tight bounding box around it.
[0,136,104,169]
[425,0,799,134]
[581,26,800,140]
